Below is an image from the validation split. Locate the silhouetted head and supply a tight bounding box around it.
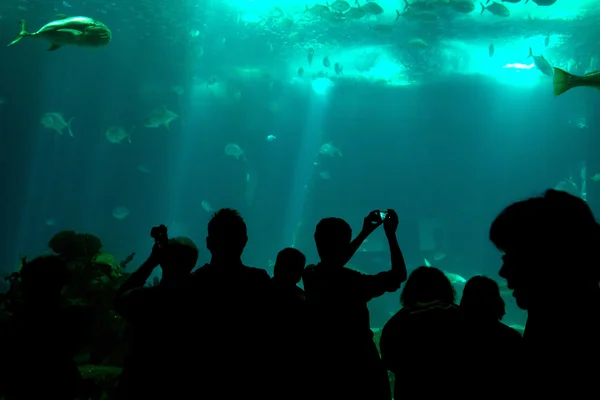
[401,266,456,307]
[207,208,247,262]
[161,237,198,283]
[490,189,600,310]
[273,247,306,285]
[314,217,352,264]
[20,255,67,301]
[460,276,505,321]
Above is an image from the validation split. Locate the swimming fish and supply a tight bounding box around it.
[553,68,600,97]
[527,47,553,76]
[8,15,111,50]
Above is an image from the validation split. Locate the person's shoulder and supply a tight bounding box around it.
[243,265,271,281]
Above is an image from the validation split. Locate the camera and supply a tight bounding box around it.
[150,224,168,247]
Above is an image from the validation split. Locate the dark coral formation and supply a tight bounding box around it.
[1,231,134,398]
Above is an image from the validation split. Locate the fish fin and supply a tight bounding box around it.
[66,117,74,137]
[527,47,533,58]
[48,43,61,51]
[55,14,69,19]
[396,9,400,20]
[552,67,576,97]
[486,0,491,3]
[525,0,529,3]
[479,2,486,15]
[7,19,29,47]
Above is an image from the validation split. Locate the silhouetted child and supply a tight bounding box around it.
[460,275,523,396]
[272,247,306,297]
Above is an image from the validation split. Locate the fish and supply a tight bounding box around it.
[480,2,510,17]
[307,48,314,65]
[443,271,467,285]
[545,34,550,47]
[319,142,342,157]
[224,143,246,160]
[105,126,133,144]
[334,62,343,75]
[527,47,553,76]
[143,106,178,130]
[552,68,600,97]
[449,1,476,13]
[487,0,521,3]
[7,15,111,50]
[360,1,384,14]
[41,112,73,136]
[525,0,557,5]
[346,7,366,18]
[112,206,130,220]
[323,56,330,68]
[329,0,351,12]
[489,42,495,57]
[591,173,600,182]
[298,67,304,77]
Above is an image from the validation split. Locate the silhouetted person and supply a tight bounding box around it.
[114,235,198,399]
[0,256,85,399]
[271,247,310,399]
[460,275,523,395]
[490,189,600,397]
[380,266,466,400]
[303,210,407,400]
[272,247,306,299]
[189,208,275,399]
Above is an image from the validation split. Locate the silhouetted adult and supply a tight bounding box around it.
[303,210,407,400]
[460,275,523,395]
[380,266,466,400]
[490,189,600,397]
[189,208,275,399]
[114,234,198,399]
[0,256,85,399]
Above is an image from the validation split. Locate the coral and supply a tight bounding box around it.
[48,231,103,260]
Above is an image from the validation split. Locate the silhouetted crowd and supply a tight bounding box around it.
[1,188,599,399]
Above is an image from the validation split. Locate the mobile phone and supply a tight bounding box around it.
[379,211,387,220]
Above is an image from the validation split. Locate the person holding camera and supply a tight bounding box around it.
[113,225,199,399]
[302,210,407,400]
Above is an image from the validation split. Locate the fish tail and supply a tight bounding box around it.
[479,2,486,15]
[67,117,74,137]
[403,0,409,11]
[527,47,533,58]
[396,9,401,20]
[7,19,30,47]
[553,68,578,97]
[486,0,491,3]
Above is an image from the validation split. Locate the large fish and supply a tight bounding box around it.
[553,68,600,97]
[7,15,111,51]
